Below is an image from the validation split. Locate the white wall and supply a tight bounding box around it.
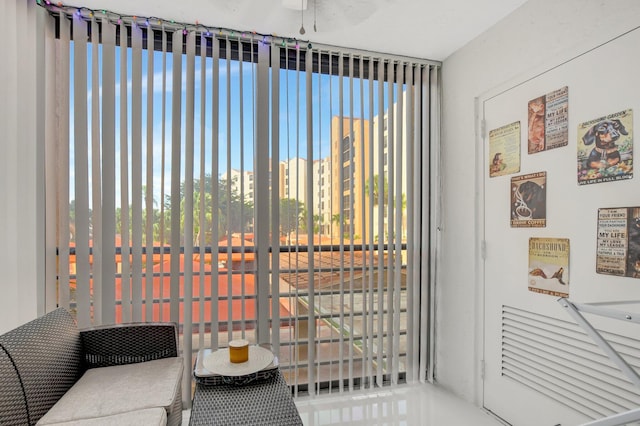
[0,0,45,334]
[438,0,640,405]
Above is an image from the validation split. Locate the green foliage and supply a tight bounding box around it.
[280,198,304,236]
[365,174,406,209]
[78,174,254,247]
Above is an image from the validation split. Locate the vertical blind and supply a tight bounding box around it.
[43,7,440,404]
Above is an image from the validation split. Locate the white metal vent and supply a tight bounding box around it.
[501,305,640,421]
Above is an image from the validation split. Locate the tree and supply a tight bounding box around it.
[164,174,254,245]
[298,206,309,233]
[280,198,304,236]
[365,174,388,207]
[365,174,406,209]
[330,213,341,237]
[313,214,322,234]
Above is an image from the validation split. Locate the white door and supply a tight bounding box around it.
[482,28,640,426]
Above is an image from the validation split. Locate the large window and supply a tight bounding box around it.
[43,7,439,402]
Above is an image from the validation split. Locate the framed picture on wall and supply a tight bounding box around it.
[596,207,640,279]
[511,172,546,227]
[577,109,633,185]
[528,237,570,297]
[528,86,568,154]
[489,121,521,177]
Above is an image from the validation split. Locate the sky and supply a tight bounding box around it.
[69,39,395,208]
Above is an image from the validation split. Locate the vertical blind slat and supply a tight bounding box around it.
[145,28,155,322]
[100,19,116,325]
[420,66,430,382]
[210,36,220,349]
[326,50,334,392]
[305,47,316,396]
[347,53,355,392]
[270,43,281,352]
[366,57,375,388]
[57,13,70,310]
[406,64,417,383]
[385,59,395,383]
[169,29,182,325]
[119,21,131,323]
[293,46,301,396]
[358,55,367,384]
[427,65,439,382]
[224,36,232,343]
[337,52,345,393]
[183,30,196,408]
[393,62,404,384]
[197,33,207,349]
[313,48,321,391]
[254,37,270,347]
[158,28,168,322]
[375,58,385,387]
[131,23,143,323]
[44,11,58,313]
[347,53,356,392]
[90,18,103,324]
[73,17,90,328]
[238,41,246,337]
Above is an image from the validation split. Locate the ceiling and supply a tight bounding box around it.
[76,0,529,61]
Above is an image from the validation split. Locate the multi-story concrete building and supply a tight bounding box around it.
[330,116,370,240]
[326,97,409,243]
[312,157,332,236]
[370,97,409,241]
[227,168,255,205]
[278,157,308,206]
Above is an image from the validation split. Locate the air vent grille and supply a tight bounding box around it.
[502,305,640,420]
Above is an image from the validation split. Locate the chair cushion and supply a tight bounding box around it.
[36,407,167,426]
[37,357,182,425]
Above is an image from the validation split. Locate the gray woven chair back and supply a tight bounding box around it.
[0,308,82,425]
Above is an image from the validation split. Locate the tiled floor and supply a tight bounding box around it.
[183,382,506,425]
[294,383,505,426]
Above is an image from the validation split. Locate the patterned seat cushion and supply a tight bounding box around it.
[37,357,182,425]
[35,407,167,426]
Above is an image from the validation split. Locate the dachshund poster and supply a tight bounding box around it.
[528,237,570,297]
[577,109,633,185]
[489,121,521,178]
[528,86,569,154]
[510,171,546,228]
[596,207,640,279]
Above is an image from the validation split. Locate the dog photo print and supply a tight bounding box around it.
[510,171,546,228]
[577,109,633,185]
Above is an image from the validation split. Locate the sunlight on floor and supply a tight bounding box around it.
[294,383,504,426]
[183,382,505,425]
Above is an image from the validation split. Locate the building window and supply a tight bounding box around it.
[342,135,352,163]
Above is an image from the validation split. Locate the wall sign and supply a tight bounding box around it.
[528,86,569,154]
[511,171,547,228]
[596,207,640,278]
[528,237,570,297]
[577,109,633,185]
[489,121,521,178]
